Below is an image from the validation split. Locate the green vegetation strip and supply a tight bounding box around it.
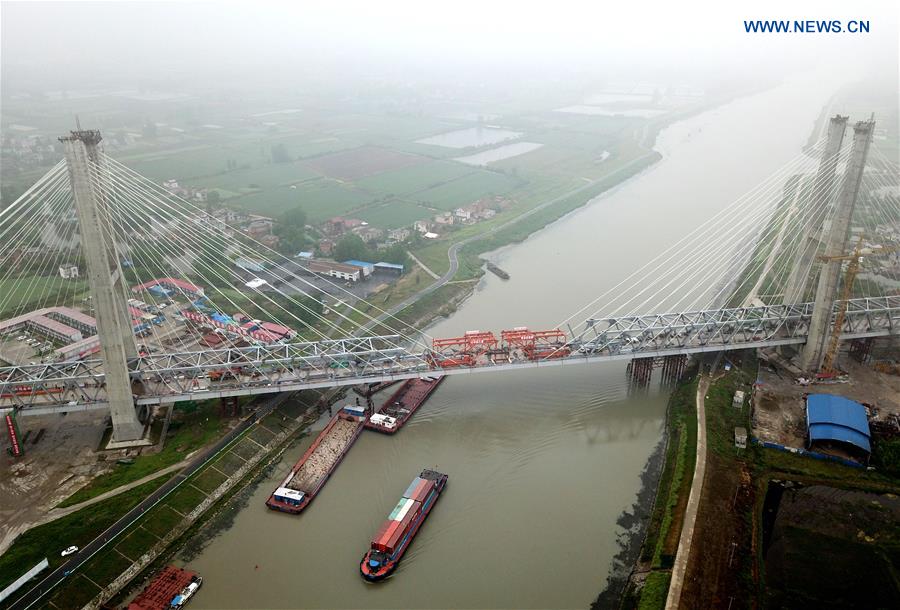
[0,478,166,592]
[623,370,698,610]
[637,572,672,610]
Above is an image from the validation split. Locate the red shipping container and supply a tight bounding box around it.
[377,520,402,547]
[371,520,393,546]
[385,523,407,553]
[385,503,419,552]
[412,479,435,503]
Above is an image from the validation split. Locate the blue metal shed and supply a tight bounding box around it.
[806,394,871,454]
[374,262,404,275]
[343,260,375,274]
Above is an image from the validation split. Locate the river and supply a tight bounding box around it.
[184,73,842,609]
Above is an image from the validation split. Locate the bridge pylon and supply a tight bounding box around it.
[60,129,144,442]
[800,119,875,372]
[782,115,848,305]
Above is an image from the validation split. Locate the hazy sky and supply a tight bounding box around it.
[2,0,898,91]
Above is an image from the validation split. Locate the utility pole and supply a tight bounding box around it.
[782,115,848,305]
[60,129,143,442]
[800,119,875,371]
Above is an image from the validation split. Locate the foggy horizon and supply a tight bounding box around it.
[3,1,898,95]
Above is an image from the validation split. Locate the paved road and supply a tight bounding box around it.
[7,392,293,610]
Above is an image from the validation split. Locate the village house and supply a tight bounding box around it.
[324,216,365,236]
[245,216,274,238]
[318,238,336,255]
[388,227,411,241]
[454,207,473,222]
[434,212,454,226]
[353,225,384,242]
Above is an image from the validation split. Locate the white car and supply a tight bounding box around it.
[60,546,78,557]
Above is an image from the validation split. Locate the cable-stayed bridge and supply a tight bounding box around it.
[0,117,897,442]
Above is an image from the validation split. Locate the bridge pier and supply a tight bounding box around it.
[220,396,240,417]
[801,119,875,371]
[849,338,874,364]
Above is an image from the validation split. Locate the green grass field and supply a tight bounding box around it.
[411,170,522,209]
[354,160,473,196]
[230,178,372,220]
[356,199,434,228]
[128,146,264,181]
[0,276,89,318]
[183,162,320,193]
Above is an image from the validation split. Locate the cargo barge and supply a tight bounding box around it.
[127,566,201,610]
[360,469,449,581]
[266,404,367,514]
[485,261,510,280]
[365,376,444,434]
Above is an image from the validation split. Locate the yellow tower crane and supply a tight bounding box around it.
[817,235,897,374]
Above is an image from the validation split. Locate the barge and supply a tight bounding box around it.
[360,469,449,581]
[127,566,201,610]
[485,261,510,280]
[365,376,444,434]
[266,404,366,513]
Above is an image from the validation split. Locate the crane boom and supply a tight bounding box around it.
[819,236,897,373]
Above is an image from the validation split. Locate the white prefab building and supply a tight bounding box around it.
[58,264,79,279]
[306,260,362,282]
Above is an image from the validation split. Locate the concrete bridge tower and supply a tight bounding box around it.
[782,115,848,305]
[60,130,143,442]
[800,119,875,371]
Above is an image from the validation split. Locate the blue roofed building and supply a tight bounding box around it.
[806,394,871,460]
[343,260,375,278]
[374,261,404,276]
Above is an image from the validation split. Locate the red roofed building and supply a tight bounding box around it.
[324,217,364,236]
[132,277,205,299]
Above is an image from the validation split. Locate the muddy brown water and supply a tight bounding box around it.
[184,75,842,609]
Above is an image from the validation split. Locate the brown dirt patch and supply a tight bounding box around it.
[680,454,756,609]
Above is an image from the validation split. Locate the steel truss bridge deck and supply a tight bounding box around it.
[2,297,897,414]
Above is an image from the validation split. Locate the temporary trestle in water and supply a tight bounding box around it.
[627,357,655,388]
[627,354,688,389]
[659,354,688,386]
